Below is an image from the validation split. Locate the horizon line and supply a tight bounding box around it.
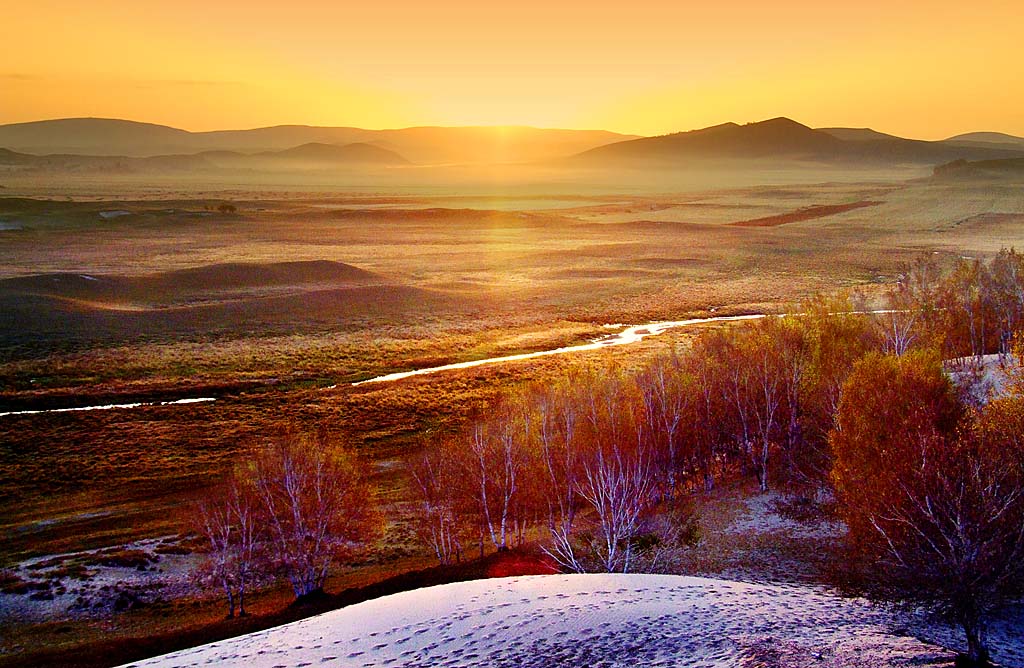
[3,114,1018,144]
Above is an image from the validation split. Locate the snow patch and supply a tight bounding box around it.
[122,574,952,668]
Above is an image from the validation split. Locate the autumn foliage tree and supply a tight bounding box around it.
[831,352,1024,666]
[831,351,962,544]
[242,431,378,600]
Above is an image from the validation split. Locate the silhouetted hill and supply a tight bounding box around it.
[944,132,1024,150]
[817,127,904,142]
[576,118,845,164]
[0,118,192,155]
[573,118,1024,166]
[0,118,638,164]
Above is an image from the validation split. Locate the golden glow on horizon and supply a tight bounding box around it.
[4,0,1023,139]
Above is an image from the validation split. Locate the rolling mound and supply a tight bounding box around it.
[0,261,456,351]
[0,285,451,351]
[121,574,951,668]
[0,260,380,305]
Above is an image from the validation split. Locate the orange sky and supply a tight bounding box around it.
[4,0,1022,138]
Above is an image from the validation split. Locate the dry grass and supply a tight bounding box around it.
[4,176,1024,562]
[674,478,844,584]
[1,172,1023,663]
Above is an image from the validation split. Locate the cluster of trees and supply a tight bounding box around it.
[191,249,1024,664]
[832,351,1024,665]
[404,249,1024,665]
[409,296,881,572]
[882,249,1024,359]
[195,431,378,617]
[411,371,698,573]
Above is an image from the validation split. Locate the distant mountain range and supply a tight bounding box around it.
[0,118,637,165]
[572,118,1024,166]
[0,140,410,174]
[1,116,1022,174]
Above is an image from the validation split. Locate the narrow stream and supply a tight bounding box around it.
[353,313,767,386]
[0,397,216,418]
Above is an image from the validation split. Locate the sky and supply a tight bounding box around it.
[4,0,1023,138]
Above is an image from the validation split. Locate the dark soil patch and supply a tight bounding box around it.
[729,201,882,227]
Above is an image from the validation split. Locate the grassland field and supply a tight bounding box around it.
[0,167,1023,665]
[3,172,1024,555]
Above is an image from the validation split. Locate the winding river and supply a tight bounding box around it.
[353,313,768,386]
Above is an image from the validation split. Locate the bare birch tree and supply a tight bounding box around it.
[535,380,586,572]
[465,398,530,552]
[744,323,785,492]
[246,432,378,599]
[410,445,464,565]
[576,442,656,573]
[637,354,691,498]
[195,481,264,617]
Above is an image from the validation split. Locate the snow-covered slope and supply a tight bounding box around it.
[121,574,951,668]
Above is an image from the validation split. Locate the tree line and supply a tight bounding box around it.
[408,299,878,572]
[880,248,1024,359]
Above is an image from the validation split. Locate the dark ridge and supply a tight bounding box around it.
[729,201,883,227]
[573,117,844,163]
[572,117,1024,166]
[933,157,1024,179]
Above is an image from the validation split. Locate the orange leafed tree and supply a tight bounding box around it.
[243,431,379,599]
[831,352,1024,666]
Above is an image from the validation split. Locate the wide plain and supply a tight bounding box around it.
[1,163,1023,665]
